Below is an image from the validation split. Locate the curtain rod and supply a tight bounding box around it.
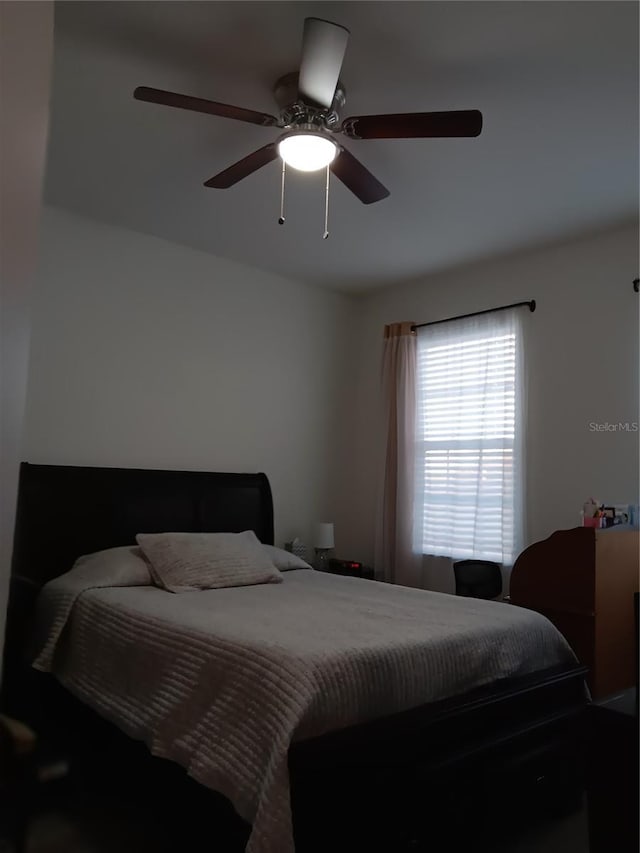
[412,299,536,331]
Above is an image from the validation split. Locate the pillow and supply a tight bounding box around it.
[71,545,152,587]
[136,530,282,593]
[262,544,312,572]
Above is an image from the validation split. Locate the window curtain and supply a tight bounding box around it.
[413,307,527,568]
[374,322,421,587]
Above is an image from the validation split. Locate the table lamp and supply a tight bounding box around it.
[313,522,334,572]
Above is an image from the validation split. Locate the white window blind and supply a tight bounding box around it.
[413,308,525,564]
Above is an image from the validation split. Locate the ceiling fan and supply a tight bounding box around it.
[134,17,482,206]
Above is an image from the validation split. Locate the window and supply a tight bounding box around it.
[413,308,525,564]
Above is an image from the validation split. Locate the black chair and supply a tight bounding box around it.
[453,559,503,600]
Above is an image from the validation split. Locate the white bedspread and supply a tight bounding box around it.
[33,569,576,853]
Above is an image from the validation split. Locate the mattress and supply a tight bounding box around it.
[33,568,576,853]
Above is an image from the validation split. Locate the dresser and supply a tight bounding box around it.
[510,527,639,699]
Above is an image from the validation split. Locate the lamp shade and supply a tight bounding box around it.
[313,522,334,550]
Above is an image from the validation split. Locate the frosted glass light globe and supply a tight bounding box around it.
[277,133,338,172]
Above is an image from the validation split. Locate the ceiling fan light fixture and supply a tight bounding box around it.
[277,131,338,172]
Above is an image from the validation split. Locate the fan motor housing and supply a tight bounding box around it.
[274,72,345,130]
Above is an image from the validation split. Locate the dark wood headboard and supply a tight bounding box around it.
[1,462,274,707]
[11,462,274,586]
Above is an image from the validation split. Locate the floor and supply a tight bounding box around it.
[508,808,589,853]
[21,796,590,853]
[5,711,595,853]
[28,806,163,853]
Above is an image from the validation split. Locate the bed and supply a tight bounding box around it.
[1,463,589,853]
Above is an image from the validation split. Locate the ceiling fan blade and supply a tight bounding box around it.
[203,143,278,189]
[298,18,349,109]
[342,110,483,140]
[330,147,389,205]
[134,86,278,127]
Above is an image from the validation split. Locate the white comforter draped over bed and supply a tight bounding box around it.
[33,568,576,853]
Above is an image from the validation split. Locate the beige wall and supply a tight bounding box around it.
[338,222,640,572]
[24,207,356,550]
[24,214,639,577]
[0,2,53,673]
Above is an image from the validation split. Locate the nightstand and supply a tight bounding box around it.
[325,560,374,580]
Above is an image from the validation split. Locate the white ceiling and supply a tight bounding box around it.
[44,1,639,293]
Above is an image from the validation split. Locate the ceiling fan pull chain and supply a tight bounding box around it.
[278,160,286,225]
[323,165,330,239]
